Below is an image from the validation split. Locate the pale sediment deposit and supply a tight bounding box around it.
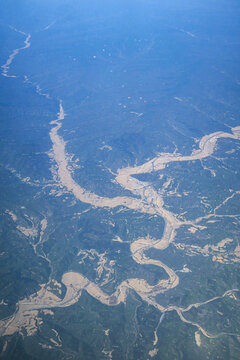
[195,332,201,347]
[1,32,30,78]
[1,101,240,342]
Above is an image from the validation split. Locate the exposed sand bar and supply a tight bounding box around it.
[1,31,31,77]
[130,235,179,294]
[50,102,240,231]
[1,102,240,338]
[49,102,240,280]
[47,102,240,337]
[1,267,238,339]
